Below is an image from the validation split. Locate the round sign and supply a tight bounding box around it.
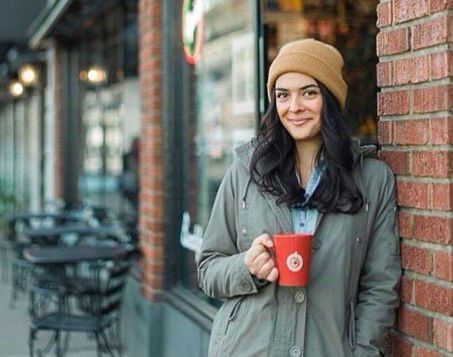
[182,0,204,65]
[286,252,304,272]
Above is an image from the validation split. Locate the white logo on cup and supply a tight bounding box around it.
[286,252,303,272]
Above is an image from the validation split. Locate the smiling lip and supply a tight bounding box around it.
[288,118,312,125]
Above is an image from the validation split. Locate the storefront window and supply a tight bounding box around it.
[263,0,379,144]
[78,1,140,221]
[179,0,258,299]
[177,0,379,302]
[80,80,140,218]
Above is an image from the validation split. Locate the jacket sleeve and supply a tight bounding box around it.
[196,163,259,299]
[354,163,402,357]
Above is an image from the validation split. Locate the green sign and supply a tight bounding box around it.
[182,0,204,64]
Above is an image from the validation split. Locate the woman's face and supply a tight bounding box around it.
[275,72,323,143]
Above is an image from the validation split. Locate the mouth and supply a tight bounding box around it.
[287,117,312,125]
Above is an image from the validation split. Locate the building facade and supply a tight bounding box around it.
[0,0,451,356]
[136,1,452,356]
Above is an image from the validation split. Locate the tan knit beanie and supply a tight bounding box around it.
[267,38,347,110]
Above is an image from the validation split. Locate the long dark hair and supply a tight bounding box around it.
[250,81,363,214]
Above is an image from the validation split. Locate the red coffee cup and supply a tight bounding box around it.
[273,233,313,287]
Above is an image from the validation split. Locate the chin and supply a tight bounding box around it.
[288,132,321,142]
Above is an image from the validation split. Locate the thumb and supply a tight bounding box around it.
[259,234,273,249]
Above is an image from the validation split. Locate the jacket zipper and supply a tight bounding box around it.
[348,300,356,351]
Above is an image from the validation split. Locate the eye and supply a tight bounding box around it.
[275,92,288,99]
[303,89,319,98]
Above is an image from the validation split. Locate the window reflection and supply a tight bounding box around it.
[180,0,257,299]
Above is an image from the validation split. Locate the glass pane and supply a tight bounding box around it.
[80,82,140,216]
[263,0,379,144]
[180,0,257,299]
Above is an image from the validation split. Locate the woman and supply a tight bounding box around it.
[197,39,401,357]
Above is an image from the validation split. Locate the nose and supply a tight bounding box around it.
[289,95,305,112]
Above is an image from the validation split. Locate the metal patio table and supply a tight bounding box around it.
[24,245,130,265]
[24,244,132,357]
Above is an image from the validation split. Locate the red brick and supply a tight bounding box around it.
[142,272,163,290]
[393,55,430,84]
[140,244,163,260]
[140,233,164,247]
[378,120,393,144]
[434,251,453,282]
[414,348,443,357]
[398,211,413,238]
[431,183,453,211]
[414,280,453,315]
[397,181,430,209]
[380,150,408,175]
[144,262,164,275]
[378,90,410,116]
[431,51,453,79]
[141,218,164,235]
[413,55,431,83]
[377,28,410,56]
[413,215,452,244]
[401,276,414,303]
[394,119,429,145]
[413,85,453,113]
[393,58,411,85]
[377,2,392,28]
[430,0,453,12]
[433,318,453,352]
[410,151,451,177]
[398,306,432,341]
[377,61,393,87]
[385,334,413,357]
[139,0,165,302]
[401,243,433,275]
[394,0,429,23]
[430,117,453,144]
[141,31,162,47]
[412,15,452,49]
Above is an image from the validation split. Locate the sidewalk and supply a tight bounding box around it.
[0,268,128,357]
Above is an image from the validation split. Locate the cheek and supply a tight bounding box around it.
[314,119,322,132]
[276,103,286,119]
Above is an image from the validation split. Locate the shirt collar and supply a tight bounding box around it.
[296,159,326,206]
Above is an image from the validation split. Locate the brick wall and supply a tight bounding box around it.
[376,1,453,356]
[138,0,165,302]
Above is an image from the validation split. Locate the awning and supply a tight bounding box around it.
[28,0,74,48]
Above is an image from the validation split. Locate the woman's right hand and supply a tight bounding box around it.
[244,233,279,282]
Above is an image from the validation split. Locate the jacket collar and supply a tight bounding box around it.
[350,139,378,164]
[234,139,257,168]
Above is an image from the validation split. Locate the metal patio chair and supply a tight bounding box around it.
[28,240,132,357]
[8,212,85,307]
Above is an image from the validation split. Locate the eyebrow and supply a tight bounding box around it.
[275,84,319,91]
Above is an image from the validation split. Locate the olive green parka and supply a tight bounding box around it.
[197,140,401,357]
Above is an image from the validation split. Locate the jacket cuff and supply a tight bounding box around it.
[235,252,259,295]
[252,276,270,288]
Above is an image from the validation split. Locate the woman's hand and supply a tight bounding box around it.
[244,233,279,282]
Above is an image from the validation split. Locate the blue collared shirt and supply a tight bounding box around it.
[291,161,325,234]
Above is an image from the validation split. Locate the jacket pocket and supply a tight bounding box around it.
[223,296,245,337]
[210,297,244,357]
[213,296,246,356]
